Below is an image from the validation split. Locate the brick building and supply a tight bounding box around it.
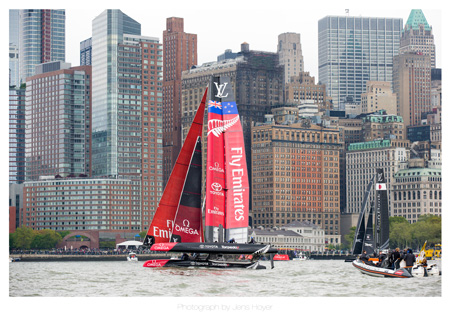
[252,121,342,245]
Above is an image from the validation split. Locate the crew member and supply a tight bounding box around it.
[360,250,369,263]
[403,249,416,274]
[392,248,401,269]
[421,258,428,277]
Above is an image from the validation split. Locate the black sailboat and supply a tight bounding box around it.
[350,169,411,277]
[350,168,389,256]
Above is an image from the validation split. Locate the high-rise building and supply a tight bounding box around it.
[277,32,303,84]
[80,38,92,66]
[91,9,141,177]
[400,9,436,68]
[91,10,163,230]
[22,178,141,231]
[24,62,92,181]
[119,34,164,229]
[361,111,406,141]
[318,15,402,107]
[346,140,409,217]
[9,10,20,87]
[18,9,65,84]
[252,122,342,245]
[9,45,20,87]
[9,87,26,184]
[285,72,331,111]
[162,17,197,186]
[392,168,441,223]
[181,44,284,208]
[431,69,441,108]
[9,10,20,45]
[9,184,24,230]
[393,51,431,126]
[361,81,397,115]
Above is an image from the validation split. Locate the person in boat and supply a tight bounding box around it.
[402,249,416,274]
[381,250,392,268]
[249,237,255,244]
[228,238,236,243]
[360,250,369,263]
[181,253,189,261]
[377,251,387,267]
[392,248,402,269]
[421,258,428,277]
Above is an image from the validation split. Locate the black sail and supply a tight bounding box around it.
[363,205,375,255]
[352,175,375,255]
[375,168,389,250]
[353,213,365,255]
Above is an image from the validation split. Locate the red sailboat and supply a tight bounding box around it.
[142,76,276,269]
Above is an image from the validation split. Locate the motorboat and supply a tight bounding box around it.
[352,259,412,278]
[127,252,138,261]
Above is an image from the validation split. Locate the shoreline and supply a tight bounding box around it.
[9,253,353,262]
[9,253,171,262]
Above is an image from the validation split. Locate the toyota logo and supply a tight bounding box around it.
[211,183,222,191]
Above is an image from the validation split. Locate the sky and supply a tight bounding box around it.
[62,0,444,79]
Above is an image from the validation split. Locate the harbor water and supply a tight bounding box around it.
[10,259,441,297]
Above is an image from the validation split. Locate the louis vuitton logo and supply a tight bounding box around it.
[214,82,229,98]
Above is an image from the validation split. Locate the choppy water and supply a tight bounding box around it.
[9,259,442,298]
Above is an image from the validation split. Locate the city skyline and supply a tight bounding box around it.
[63,3,442,79]
[4,3,444,234]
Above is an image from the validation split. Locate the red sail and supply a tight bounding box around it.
[205,99,226,241]
[145,88,208,244]
[171,138,204,243]
[223,101,249,243]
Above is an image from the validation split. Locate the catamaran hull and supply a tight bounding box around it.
[352,260,412,278]
[411,264,441,277]
[143,259,267,269]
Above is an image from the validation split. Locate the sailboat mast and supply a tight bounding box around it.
[205,76,226,243]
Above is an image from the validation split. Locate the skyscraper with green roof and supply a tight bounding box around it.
[400,9,436,68]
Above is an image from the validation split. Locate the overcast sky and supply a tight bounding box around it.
[63,0,443,79]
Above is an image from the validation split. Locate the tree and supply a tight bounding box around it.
[31,229,62,249]
[343,226,356,250]
[11,226,36,249]
[390,221,412,249]
[389,216,409,226]
[388,215,441,250]
[57,230,71,238]
[411,215,441,248]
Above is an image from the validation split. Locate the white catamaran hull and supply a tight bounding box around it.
[411,263,440,277]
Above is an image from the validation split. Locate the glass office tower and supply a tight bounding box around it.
[18,9,65,83]
[9,87,26,183]
[318,15,402,108]
[91,10,141,177]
